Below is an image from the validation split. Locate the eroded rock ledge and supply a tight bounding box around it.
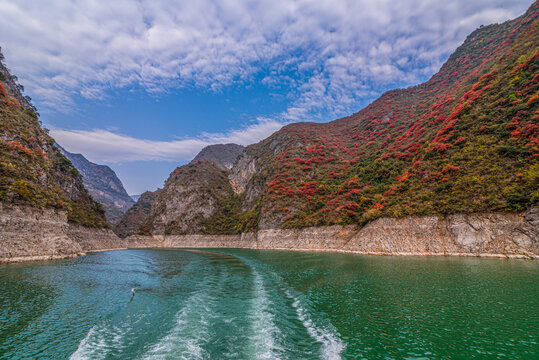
[1,204,537,262]
[127,207,539,259]
[0,204,125,263]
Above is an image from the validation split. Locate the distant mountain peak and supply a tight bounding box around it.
[57,145,134,223]
[191,143,245,170]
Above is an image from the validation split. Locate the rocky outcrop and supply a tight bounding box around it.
[67,224,126,251]
[342,209,538,257]
[0,49,32,110]
[146,161,235,235]
[163,234,247,248]
[125,207,539,259]
[126,234,163,248]
[0,204,125,262]
[228,152,258,194]
[192,144,244,171]
[3,204,534,262]
[0,204,82,261]
[115,145,246,237]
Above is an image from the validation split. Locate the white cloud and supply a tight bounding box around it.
[1,0,532,165]
[50,118,284,163]
[0,0,530,116]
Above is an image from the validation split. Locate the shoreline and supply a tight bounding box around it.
[0,253,83,264]
[129,246,539,260]
[0,248,128,264]
[2,246,537,264]
[1,205,537,263]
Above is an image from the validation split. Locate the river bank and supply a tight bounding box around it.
[1,204,537,262]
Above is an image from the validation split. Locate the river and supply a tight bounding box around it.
[0,249,537,359]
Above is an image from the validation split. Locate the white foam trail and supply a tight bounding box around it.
[141,279,215,360]
[70,326,100,360]
[248,270,283,359]
[237,253,344,359]
[70,324,127,360]
[285,289,345,360]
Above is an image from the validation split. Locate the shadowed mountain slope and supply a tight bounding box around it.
[57,145,134,223]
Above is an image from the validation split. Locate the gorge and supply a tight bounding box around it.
[1,2,538,262]
[1,2,538,359]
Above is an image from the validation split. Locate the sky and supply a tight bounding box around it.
[0,0,532,195]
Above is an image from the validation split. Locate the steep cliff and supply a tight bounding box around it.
[0,203,125,262]
[126,207,538,259]
[0,53,109,229]
[57,145,134,223]
[134,2,538,250]
[145,160,239,235]
[0,49,123,261]
[115,143,248,236]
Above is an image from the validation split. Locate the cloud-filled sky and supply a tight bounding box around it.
[0,0,532,194]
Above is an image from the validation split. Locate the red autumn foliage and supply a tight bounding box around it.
[442,165,460,173]
[7,141,32,156]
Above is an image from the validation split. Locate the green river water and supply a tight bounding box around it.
[0,249,537,359]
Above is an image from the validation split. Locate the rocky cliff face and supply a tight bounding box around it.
[127,206,538,259]
[57,145,134,223]
[0,203,124,262]
[146,161,237,235]
[116,143,247,236]
[0,49,109,229]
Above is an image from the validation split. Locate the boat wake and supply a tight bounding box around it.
[247,269,284,359]
[233,252,346,359]
[141,277,215,360]
[285,289,345,360]
[71,250,344,359]
[70,323,129,360]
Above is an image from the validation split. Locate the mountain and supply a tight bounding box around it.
[0,50,124,261]
[57,145,134,223]
[114,144,245,237]
[192,144,245,170]
[0,54,109,229]
[131,194,141,202]
[113,191,157,238]
[127,2,538,236]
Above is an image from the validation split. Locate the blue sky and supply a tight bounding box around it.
[0,0,532,194]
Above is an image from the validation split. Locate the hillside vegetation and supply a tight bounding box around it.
[113,191,156,238]
[248,3,538,229]
[122,2,539,235]
[0,52,109,228]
